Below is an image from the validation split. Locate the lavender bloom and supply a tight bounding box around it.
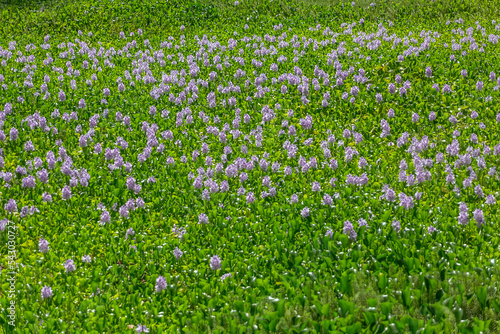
[82,255,92,263]
[412,113,420,123]
[473,209,485,227]
[474,184,484,197]
[173,247,183,260]
[210,255,222,270]
[425,66,432,77]
[392,220,401,233]
[399,192,414,209]
[343,220,357,240]
[388,83,396,94]
[24,140,35,151]
[427,226,436,233]
[0,219,8,232]
[136,324,150,333]
[485,194,496,205]
[300,206,310,218]
[5,199,18,213]
[100,210,111,224]
[221,273,232,281]
[41,286,53,299]
[198,213,209,224]
[246,192,255,204]
[42,192,52,202]
[312,181,321,192]
[323,194,333,206]
[155,276,167,292]
[476,81,484,91]
[61,185,72,200]
[358,218,368,228]
[125,228,135,239]
[22,175,36,188]
[64,259,76,273]
[10,127,18,141]
[39,238,50,253]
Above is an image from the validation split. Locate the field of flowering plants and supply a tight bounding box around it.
[1,0,500,332]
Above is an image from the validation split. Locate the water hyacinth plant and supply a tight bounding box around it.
[1,0,500,333]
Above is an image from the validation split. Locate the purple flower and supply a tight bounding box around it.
[39,238,50,253]
[61,185,72,200]
[136,324,149,333]
[358,218,368,228]
[5,199,17,213]
[388,83,396,94]
[246,192,255,204]
[429,111,436,121]
[198,213,209,224]
[42,192,52,202]
[425,66,432,77]
[312,181,321,192]
[486,194,496,205]
[300,206,310,218]
[427,226,436,233]
[412,113,420,123]
[10,127,18,141]
[125,228,135,239]
[22,175,36,188]
[392,220,401,233]
[37,169,49,184]
[474,185,484,197]
[64,259,76,273]
[473,209,485,227]
[173,247,183,260]
[100,210,110,224]
[323,194,333,206]
[41,286,53,299]
[221,273,232,281]
[155,276,167,292]
[343,220,357,240]
[476,81,484,91]
[210,255,222,270]
[24,140,35,151]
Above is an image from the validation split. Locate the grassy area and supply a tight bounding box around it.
[0,0,500,333]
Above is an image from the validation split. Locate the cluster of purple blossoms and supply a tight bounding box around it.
[155,276,167,292]
[64,259,76,273]
[210,255,222,270]
[221,273,232,281]
[473,209,485,227]
[41,286,53,299]
[173,247,183,260]
[399,192,414,210]
[198,212,209,224]
[39,238,50,253]
[392,220,401,233]
[300,206,310,218]
[343,220,357,240]
[136,324,150,333]
[458,202,469,225]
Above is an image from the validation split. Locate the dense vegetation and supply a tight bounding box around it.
[1,0,500,333]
